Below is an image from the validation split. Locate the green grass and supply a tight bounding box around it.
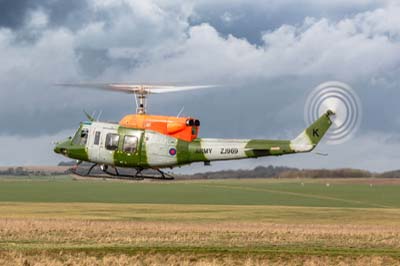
[0,177,398,208]
[0,177,399,264]
[1,202,400,224]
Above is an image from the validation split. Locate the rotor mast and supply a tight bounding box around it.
[135,86,148,114]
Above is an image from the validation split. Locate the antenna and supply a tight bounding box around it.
[83,110,95,122]
[96,110,103,121]
[314,152,328,156]
[177,106,185,117]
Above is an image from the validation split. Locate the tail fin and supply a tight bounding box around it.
[290,110,334,152]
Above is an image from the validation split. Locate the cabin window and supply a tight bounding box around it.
[105,133,119,151]
[123,135,138,153]
[94,131,101,145]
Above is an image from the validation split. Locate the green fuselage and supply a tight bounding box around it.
[54,111,334,169]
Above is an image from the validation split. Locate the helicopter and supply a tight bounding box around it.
[54,84,335,180]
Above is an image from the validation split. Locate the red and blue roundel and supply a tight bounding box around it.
[169,148,177,156]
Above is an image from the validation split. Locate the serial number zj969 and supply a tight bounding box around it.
[220,148,239,154]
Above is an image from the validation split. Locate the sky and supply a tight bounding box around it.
[0,0,400,172]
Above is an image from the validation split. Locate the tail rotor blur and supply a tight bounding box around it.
[304,81,362,144]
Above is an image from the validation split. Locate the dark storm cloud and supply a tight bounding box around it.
[0,0,89,30]
[41,1,90,30]
[75,48,143,79]
[0,0,32,29]
[75,48,112,78]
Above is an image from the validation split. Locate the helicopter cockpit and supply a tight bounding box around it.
[72,126,89,146]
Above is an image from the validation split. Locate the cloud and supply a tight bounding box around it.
[0,0,89,31]
[0,0,33,29]
[0,0,399,170]
[0,0,192,136]
[189,0,382,44]
[130,5,400,84]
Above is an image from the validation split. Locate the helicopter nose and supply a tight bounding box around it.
[54,145,61,154]
[54,145,67,155]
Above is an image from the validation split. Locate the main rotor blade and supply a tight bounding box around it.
[56,83,218,94]
[149,85,218,93]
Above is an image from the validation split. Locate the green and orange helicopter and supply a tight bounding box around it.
[54,83,335,179]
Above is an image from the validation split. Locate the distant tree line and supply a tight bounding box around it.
[380,170,400,178]
[277,168,372,179]
[0,167,61,176]
[180,166,381,179]
[1,163,400,179]
[182,166,298,179]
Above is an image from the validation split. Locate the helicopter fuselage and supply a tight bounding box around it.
[54,111,334,169]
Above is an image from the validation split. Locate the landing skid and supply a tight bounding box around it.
[71,163,174,180]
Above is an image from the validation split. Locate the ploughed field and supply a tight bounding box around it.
[0,176,400,265]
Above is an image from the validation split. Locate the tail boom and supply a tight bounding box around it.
[185,110,334,164]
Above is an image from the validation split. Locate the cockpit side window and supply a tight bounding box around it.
[80,129,89,145]
[72,130,80,145]
[72,127,89,146]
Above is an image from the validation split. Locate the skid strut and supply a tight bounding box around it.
[87,163,98,176]
[71,164,174,180]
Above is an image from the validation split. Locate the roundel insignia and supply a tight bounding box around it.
[169,148,177,156]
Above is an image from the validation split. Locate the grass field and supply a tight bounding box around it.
[0,177,400,265]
